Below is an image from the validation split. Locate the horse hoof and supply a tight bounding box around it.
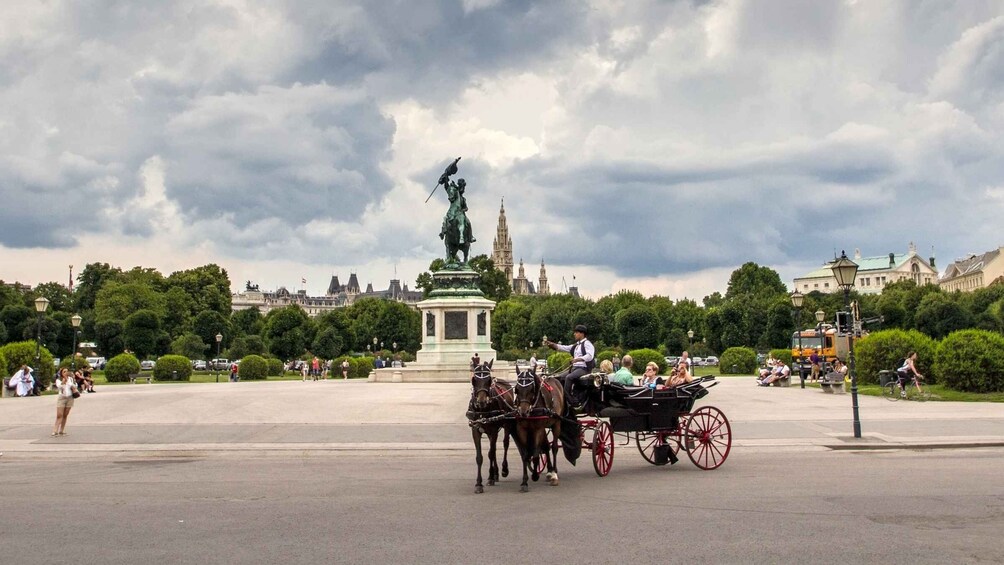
[475,485,484,494]
[487,479,495,486]
[520,485,529,493]
[501,468,509,478]
[549,476,560,486]
[531,472,540,482]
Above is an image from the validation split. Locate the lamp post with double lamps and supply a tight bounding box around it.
[34,297,50,367]
[831,250,861,438]
[70,314,82,371]
[790,291,805,388]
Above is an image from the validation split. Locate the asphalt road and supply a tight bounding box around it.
[2,447,1002,564]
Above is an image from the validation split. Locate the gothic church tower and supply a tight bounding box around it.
[538,259,549,295]
[492,199,514,283]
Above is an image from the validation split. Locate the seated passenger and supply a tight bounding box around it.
[599,359,615,376]
[611,354,635,385]
[667,361,693,388]
[640,362,662,387]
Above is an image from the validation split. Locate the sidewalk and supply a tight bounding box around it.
[1,378,1001,458]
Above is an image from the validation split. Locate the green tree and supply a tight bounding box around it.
[94,319,125,356]
[231,307,264,337]
[0,304,33,345]
[192,310,231,352]
[347,298,384,352]
[166,264,232,316]
[468,254,512,302]
[0,340,55,387]
[725,262,787,300]
[615,304,660,350]
[763,299,795,349]
[33,282,74,313]
[94,281,165,323]
[264,305,310,360]
[375,301,421,352]
[528,297,576,345]
[162,286,195,338]
[311,327,345,360]
[914,293,973,339]
[123,309,167,359]
[171,332,208,360]
[491,300,532,352]
[74,262,123,311]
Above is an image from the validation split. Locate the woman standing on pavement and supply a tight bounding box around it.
[52,368,79,437]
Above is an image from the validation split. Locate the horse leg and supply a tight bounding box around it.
[472,427,485,494]
[501,426,510,478]
[549,423,561,486]
[486,426,499,486]
[529,431,541,482]
[515,424,530,492]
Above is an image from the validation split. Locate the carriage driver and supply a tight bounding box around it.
[544,324,595,411]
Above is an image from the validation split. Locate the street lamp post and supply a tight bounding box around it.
[70,314,82,371]
[372,337,378,356]
[215,333,223,383]
[687,329,694,372]
[34,297,50,366]
[831,250,861,439]
[790,291,805,388]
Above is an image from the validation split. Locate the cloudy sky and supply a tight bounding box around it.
[2,0,1003,300]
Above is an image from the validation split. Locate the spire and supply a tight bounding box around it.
[538,258,549,295]
[492,197,514,284]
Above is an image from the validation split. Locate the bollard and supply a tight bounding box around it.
[172,370,177,381]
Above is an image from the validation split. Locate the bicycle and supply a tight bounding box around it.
[879,370,931,402]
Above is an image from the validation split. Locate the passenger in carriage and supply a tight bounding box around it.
[641,362,662,388]
[611,354,635,385]
[667,360,693,388]
[599,359,614,376]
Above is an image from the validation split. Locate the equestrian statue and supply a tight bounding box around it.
[427,157,475,266]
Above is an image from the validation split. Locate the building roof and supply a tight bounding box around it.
[941,248,1002,281]
[800,253,926,279]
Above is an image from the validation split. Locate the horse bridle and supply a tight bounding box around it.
[471,365,514,410]
[514,370,544,414]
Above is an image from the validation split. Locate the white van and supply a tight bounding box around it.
[86,356,107,369]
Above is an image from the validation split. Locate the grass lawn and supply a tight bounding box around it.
[86,371,356,385]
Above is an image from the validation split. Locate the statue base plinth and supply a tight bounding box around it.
[429,268,484,298]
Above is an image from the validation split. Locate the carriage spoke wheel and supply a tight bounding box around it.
[684,406,732,470]
[591,421,614,477]
[636,431,679,465]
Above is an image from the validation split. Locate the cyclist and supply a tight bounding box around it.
[896,352,924,398]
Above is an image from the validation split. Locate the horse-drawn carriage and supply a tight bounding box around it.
[467,362,732,493]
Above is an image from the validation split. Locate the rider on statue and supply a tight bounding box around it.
[430,157,475,266]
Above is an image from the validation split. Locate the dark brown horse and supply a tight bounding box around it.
[467,360,513,493]
[513,368,564,492]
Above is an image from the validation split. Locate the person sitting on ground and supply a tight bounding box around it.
[896,352,924,398]
[9,365,34,397]
[75,369,96,393]
[611,354,635,386]
[640,362,662,388]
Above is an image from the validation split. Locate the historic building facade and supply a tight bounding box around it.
[231,275,422,317]
[491,199,552,296]
[939,246,1004,292]
[793,243,938,295]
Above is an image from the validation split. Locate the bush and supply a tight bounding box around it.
[769,349,792,366]
[933,330,1004,393]
[1,341,55,389]
[59,355,91,372]
[547,352,572,373]
[596,350,620,366]
[398,351,416,363]
[105,353,141,383]
[238,355,268,380]
[626,348,666,375]
[496,349,520,362]
[153,355,192,381]
[720,347,757,374]
[266,357,284,377]
[352,356,374,379]
[855,329,937,385]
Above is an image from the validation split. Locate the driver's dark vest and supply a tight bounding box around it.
[572,340,596,371]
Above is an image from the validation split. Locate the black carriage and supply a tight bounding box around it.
[537,375,732,477]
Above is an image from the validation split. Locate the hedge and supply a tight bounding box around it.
[626,348,666,375]
[333,356,375,379]
[266,357,284,377]
[58,356,91,372]
[547,352,572,373]
[596,350,620,366]
[1,341,55,389]
[854,329,937,385]
[105,353,141,383]
[238,355,268,380]
[720,347,757,374]
[933,329,1004,393]
[153,355,192,381]
[769,349,792,366]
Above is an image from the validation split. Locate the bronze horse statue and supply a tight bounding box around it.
[512,368,566,492]
[467,360,512,493]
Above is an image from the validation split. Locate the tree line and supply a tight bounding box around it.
[4,258,1002,365]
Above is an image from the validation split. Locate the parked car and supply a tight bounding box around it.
[192,360,207,371]
[140,360,155,371]
[665,356,679,366]
[86,356,107,370]
[691,357,704,366]
[704,356,719,366]
[210,358,229,371]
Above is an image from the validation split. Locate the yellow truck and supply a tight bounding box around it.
[790,325,857,380]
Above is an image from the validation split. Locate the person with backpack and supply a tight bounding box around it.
[544,324,595,411]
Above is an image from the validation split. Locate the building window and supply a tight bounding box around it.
[823,282,829,288]
[814,284,819,289]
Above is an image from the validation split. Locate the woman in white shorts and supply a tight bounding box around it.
[53,368,79,437]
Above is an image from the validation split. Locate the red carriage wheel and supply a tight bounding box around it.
[636,431,679,465]
[591,421,614,477]
[684,406,732,470]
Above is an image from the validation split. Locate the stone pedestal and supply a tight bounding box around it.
[372,267,509,383]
